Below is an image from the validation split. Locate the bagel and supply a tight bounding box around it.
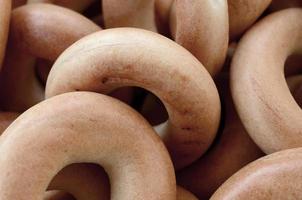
[103,0,157,31]
[0,111,109,200]
[45,28,221,169]
[231,8,302,154]
[210,148,302,199]
[177,75,263,199]
[0,92,176,199]
[177,74,302,199]
[170,0,229,76]
[0,4,100,111]
[228,0,272,40]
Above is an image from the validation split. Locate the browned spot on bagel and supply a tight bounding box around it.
[101,77,109,84]
[181,126,193,131]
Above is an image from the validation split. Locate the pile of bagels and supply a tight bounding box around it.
[0,0,301,199]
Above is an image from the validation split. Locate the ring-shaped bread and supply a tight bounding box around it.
[231,8,302,154]
[45,28,221,169]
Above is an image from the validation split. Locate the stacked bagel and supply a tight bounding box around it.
[0,0,301,199]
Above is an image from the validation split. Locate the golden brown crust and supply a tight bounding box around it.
[170,0,229,76]
[102,0,174,34]
[0,92,176,199]
[0,114,109,200]
[103,0,157,31]
[45,28,221,169]
[177,74,302,199]
[177,75,263,199]
[0,4,100,111]
[210,148,302,199]
[231,8,302,154]
[11,4,100,61]
[228,0,272,40]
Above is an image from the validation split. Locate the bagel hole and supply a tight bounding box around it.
[108,87,168,126]
[48,163,110,199]
[293,87,302,108]
[202,74,231,153]
[83,0,102,18]
[139,91,168,126]
[44,190,75,200]
[284,54,302,107]
[284,54,302,77]
[35,58,52,87]
[287,78,302,108]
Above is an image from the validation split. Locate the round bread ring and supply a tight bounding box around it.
[177,74,302,199]
[0,4,100,111]
[45,28,221,169]
[210,147,302,199]
[0,113,109,199]
[228,0,272,40]
[44,191,75,200]
[0,103,203,197]
[0,0,11,70]
[231,8,302,154]
[170,0,229,76]
[177,75,263,199]
[27,0,96,12]
[0,92,176,199]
